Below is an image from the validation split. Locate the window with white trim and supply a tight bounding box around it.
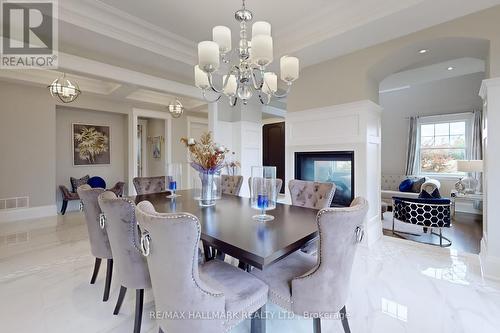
[417,114,472,175]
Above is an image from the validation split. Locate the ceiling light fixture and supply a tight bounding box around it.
[168,99,184,118]
[418,49,428,54]
[48,73,81,103]
[447,66,455,71]
[195,0,300,107]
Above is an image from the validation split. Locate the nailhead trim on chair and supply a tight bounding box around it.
[137,204,224,298]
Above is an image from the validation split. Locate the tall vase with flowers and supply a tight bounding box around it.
[181,132,228,206]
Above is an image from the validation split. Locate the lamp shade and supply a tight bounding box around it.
[457,160,483,173]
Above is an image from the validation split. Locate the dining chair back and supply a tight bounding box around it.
[288,180,336,209]
[98,191,151,333]
[133,176,172,195]
[220,175,243,195]
[136,201,268,333]
[77,184,114,302]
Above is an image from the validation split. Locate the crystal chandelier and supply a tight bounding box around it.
[48,73,81,103]
[195,0,299,106]
[167,99,184,118]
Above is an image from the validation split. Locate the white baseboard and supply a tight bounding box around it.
[0,205,57,224]
[480,236,500,281]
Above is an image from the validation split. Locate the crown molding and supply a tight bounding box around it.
[58,52,202,100]
[0,68,121,95]
[59,0,197,66]
[126,89,205,109]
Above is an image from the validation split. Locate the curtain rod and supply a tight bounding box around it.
[403,110,477,120]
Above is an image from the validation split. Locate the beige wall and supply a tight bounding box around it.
[0,82,56,207]
[55,107,128,211]
[288,5,500,111]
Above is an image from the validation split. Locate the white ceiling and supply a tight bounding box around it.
[380,57,486,93]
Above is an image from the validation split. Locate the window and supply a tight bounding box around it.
[418,115,471,175]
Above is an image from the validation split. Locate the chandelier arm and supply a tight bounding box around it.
[250,68,264,90]
[258,93,271,105]
[202,89,222,103]
[270,82,293,99]
[229,96,238,107]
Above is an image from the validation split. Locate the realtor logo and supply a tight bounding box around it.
[1,0,58,68]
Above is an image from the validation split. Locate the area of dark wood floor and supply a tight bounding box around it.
[383,212,483,254]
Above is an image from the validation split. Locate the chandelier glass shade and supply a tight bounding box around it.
[168,99,185,118]
[48,73,81,103]
[195,0,299,106]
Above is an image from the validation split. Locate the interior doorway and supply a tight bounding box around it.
[137,119,148,177]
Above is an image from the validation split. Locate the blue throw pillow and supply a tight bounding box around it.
[431,188,441,198]
[399,179,414,192]
[88,176,106,189]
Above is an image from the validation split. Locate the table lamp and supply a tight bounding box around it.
[456,160,483,194]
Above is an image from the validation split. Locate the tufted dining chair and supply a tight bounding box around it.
[98,191,151,333]
[248,177,283,196]
[133,176,172,195]
[135,201,268,333]
[251,197,368,333]
[220,175,243,195]
[77,185,114,302]
[288,180,336,255]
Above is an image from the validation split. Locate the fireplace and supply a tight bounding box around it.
[294,151,354,207]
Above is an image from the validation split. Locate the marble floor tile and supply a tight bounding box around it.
[1,212,499,333]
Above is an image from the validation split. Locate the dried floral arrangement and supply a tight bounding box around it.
[181,132,229,173]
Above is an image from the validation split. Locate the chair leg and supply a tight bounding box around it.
[313,318,321,333]
[340,306,351,333]
[250,304,266,333]
[202,242,213,261]
[90,258,101,284]
[61,200,68,215]
[103,259,113,302]
[113,286,127,315]
[134,289,144,333]
[215,249,226,261]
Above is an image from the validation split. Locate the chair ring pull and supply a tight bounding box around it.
[141,231,151,257]
[355,226,364,243]
[99,213,106,229]
[79,201,84,211]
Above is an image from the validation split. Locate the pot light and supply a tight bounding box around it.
[447,66,454,71]
[418,49,428,54]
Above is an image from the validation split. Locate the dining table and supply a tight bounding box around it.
[131,189,319,270]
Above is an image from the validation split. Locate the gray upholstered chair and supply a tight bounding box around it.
[135,201,268,333]
[77,184,114,302]
[98,191,151,333]
[133,176,172,195]
[288,180,336,209]
[289,180,336,255]
[248,177,283,196]
[251,197,368,333]
[220,175,243,195]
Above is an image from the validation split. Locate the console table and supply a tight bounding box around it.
[450,190,483,217]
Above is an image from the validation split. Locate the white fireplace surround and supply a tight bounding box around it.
[285,100,383,246]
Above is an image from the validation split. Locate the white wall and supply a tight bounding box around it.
[55,107,128,212]
[380,73,484,202]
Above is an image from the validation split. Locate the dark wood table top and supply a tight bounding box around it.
[132,190,319,270]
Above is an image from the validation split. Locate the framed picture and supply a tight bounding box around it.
[72,123,111,166]
[152,137,161,159]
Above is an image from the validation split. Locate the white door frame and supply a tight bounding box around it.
[137,118,148,177]
[128,108,172,195]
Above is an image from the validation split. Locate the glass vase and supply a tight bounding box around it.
[166,163,182,198]
[193,170,222,207]
[250,166,277,222]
